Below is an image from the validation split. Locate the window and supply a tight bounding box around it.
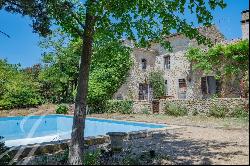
[164,55,170,69]
[141,59,147,69]
[178,79,187,90]
[116,94,123,100]
[178,79,187,99]
[165,80,168,95]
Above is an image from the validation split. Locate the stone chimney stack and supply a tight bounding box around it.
[241,9,249,39]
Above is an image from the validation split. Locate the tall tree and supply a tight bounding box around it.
[1,0,226,164]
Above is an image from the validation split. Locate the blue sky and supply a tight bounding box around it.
[0,0,249,68]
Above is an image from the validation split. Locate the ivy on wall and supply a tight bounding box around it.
[186,39,249,97]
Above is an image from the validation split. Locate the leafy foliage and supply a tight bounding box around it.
[56,104,69,114]
[141,107,151,114]
[39,34,132,108]
[208,106,228,118]
[39,35,81,103]
[208,106,249,119]
[148,71,165,99]
[164,103,188,116]
[186,40,249,77]
[84,150,101,165]
[186,40,249,97]
[88,40,132,112]
[0,59,43,110]
[104,100,134,114]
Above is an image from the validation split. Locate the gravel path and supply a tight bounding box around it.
[90,113,249,165]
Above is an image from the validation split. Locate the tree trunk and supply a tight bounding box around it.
[68,8,96,165]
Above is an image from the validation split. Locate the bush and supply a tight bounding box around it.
[84,150,101,165]
[164,103,188,116]
[228,107,249,119]
[0,136,11,165]
[105,100,133,114]
[0,60,43,110]
[56,104,69,114]
[208,106,228,118]
[141,107,150,114]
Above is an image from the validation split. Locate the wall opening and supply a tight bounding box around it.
[138,83,152,101]
[141,59,147,70]
[201,76,218,98]
[178,79,187,99]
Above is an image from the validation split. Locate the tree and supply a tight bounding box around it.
[0,59,42,109]
[1,0,226,164]
[39,33,132,106]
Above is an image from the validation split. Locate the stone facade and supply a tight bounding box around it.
[114,9,249,101]
[114,25,225,101]
[159,98,249,115]
[241,10,249,40]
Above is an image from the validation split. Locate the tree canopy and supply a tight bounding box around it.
[0,59,42,109]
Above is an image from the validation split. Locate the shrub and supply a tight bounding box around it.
[84,150,101,165]
[164,103,188,116]
[228,107,249,119]
[141,107,150,114]
[0,60,43,110]
[208,106,228,118]
[56,104,69,114]
[105,100,133,114]
[0,136,11,165]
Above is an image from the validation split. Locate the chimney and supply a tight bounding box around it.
[241,9,249,39]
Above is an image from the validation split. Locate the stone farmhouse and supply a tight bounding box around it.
[113,9,249,102]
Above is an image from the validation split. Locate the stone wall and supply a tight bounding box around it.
[10,135,110,162]
[15,127,175,165]
[241,10,249,40]
[159,98,249,114]
[114,25,226,101]
[132,100,152,114]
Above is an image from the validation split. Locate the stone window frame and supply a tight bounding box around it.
[164,55,170,69]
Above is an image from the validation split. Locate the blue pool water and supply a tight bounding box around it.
[0,115,166,146]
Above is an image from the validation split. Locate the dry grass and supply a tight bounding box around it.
[0,104,56,117]
[89,113,249,130]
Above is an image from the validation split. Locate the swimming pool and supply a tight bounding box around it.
[0,115,166,147]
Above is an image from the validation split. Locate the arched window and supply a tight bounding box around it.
[141,59,147,69]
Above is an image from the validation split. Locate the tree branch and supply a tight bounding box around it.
[0,30,10,38]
